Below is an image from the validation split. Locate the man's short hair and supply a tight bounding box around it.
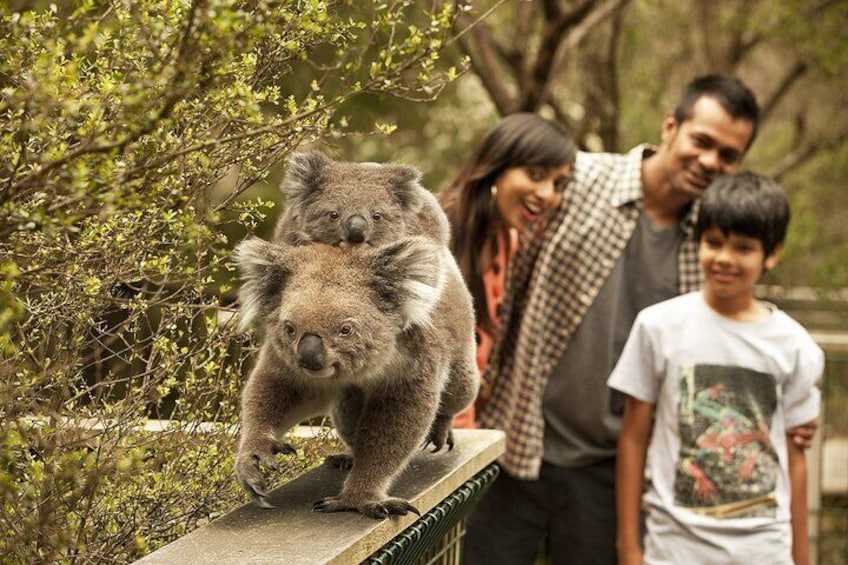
[695,172,790,257]
[674,74,760,146]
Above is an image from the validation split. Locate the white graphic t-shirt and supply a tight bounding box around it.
[608,291,823,564]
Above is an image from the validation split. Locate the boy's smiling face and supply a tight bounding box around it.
[699,226,781,315]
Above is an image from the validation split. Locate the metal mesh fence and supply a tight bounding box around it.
[365,464,500,565]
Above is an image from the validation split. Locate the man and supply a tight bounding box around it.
[465,74,814,564]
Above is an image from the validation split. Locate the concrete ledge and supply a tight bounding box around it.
[134,429,505,565]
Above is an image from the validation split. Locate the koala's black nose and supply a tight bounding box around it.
[297,333,325,371]
[344,215,367,244]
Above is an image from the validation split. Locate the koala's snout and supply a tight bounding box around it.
[297,333,326,371]
[344,215,368,244]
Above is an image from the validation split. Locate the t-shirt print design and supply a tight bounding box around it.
[674,363,779,518]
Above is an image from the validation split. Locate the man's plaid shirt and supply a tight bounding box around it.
[478,145,704,479]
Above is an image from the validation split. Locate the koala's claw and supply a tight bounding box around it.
[431,430,455,452]
[376,499,421,518]
[324,453,354,469]
[238,473,274,509]
[272,442,297,456]
[312,496,421,519]
[235,441,296,508]
[311,495,344,513]
[422,423,454,453]
[251,491,275,509]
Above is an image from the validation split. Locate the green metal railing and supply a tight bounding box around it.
[818,349,848,565]
[365,464,500,565]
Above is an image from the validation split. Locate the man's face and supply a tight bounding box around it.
[660,96,755,201]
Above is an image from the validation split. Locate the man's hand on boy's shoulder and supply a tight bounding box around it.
[787,420,818,449]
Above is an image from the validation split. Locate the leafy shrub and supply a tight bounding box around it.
[0,1,464,562]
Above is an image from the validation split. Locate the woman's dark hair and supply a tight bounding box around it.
[439,112,576,333]
[695,172,790,257]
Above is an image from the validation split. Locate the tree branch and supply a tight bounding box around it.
[768,129,848,181]
[521,0,630,112]
[565,0,631,50]
[725,2,760,67]
[455,19,516,115]
[519,0,598,111]
[760,59,810,123]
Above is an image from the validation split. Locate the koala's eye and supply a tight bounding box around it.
[371,212,382,222]
[283,322,296,337]
[339,323,353,336]
[328,211,340,220]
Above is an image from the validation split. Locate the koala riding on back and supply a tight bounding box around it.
[272,151,450,247]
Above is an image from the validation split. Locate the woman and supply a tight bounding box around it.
[438,113,577,427]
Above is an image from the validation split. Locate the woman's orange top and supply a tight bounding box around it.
[453,228,517,429]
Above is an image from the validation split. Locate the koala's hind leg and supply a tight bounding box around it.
[423,414,454,452]
[325,385,364,470]
[425,357,480,451]
[312,374,438,519]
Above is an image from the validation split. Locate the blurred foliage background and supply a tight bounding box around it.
[1,0,845,563]
[322,0,848,290]
[1,0,464,562]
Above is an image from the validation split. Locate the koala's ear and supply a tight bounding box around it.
[233,238,292,332]
[280,151,329,204]
[369,236,445,329]
[384,163,425,212]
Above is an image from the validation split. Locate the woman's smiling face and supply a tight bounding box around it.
[493,163,572,232]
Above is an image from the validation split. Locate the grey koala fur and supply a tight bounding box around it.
[234,236,479,518]
[272,151,451,247]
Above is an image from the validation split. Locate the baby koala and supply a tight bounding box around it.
[234,237,479,518]
[272,151,450,247]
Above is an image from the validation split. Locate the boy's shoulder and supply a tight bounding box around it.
[629,292,704,341]
[764,303,823,351]
[638,291,702,323]
[765,302,804,326]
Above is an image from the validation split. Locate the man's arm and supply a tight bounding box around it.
[616,395,654,565]
[787,434,810,565]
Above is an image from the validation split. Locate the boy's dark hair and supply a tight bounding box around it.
[695,172,790,257]
[674,74,760,147]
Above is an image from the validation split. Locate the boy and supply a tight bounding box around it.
[608,172,823,564]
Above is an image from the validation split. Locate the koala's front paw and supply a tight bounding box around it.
[422,415,454,452]
[235,441,296,509]
[324,453,354,469]
[312,495,421,519]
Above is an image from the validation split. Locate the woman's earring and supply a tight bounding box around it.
[491,184,498,201]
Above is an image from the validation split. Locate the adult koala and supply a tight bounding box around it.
[233,237,479,518]
[272,151,451,247]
